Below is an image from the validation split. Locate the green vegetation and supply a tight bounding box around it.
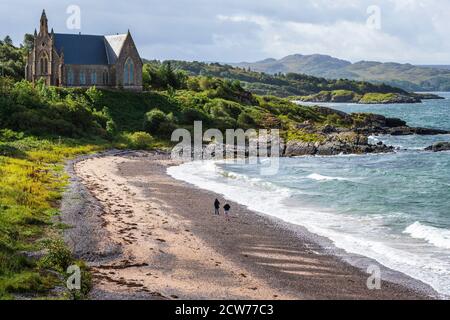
[143,60,408,98]
[297,90,420,104]
[286,130,326,143]
[0,134,103,299]
[359,93,398,104]
[299,90,361,103]
[0,35,34,81]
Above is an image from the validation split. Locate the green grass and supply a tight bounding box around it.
[359,92,397,104]
[286,129,326,143]
[0,136,106,299]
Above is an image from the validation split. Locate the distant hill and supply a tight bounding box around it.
[418,65,450,71]
[234,54,450,92]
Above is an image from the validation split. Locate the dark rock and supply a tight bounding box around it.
[314,106,350,119]
[412,93,445,100]
[285,141,317,156]
[385,118,407,127]
[425,142,450,152]
[388,127,450,135]
[321,125,337,134]
[285,139,392,157]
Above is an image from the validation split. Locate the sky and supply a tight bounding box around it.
[2,0,450,64]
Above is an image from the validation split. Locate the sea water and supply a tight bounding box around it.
[167,93,450,297]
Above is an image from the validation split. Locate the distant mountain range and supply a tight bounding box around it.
[233,54,450,92]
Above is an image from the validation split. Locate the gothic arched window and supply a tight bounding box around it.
[124,58,134,85]
[91,71,97,85]
[80,70,86,85]
[39,52,49,75]
[103,70,109,85]
[67,68,74,85]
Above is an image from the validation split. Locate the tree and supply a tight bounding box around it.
[0,35,26,80]
[143,109,176,137]
[142,61,187,90]
[3,36,13,46]
[23,34,35,52]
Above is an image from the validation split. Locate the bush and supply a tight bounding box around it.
[237,112,256,128]
[144,109,167,132]
[128,132,154,149]
[143,109,176,137]
[38,239,73,273]
[106,120,117,137]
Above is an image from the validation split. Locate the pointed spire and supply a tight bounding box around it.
[34,29,37,37]
[40,9,48,35]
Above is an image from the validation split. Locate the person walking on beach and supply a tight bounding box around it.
[223,203,231,221]
[214,199,221,215]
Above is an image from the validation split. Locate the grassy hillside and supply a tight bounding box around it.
[234,54,450,92]
[144,59,409,98]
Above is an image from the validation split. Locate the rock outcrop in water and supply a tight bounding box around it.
[185,106,449,158]
[283,107,449,157]
[297,91,445,104]
[285,132,393,156]
[297,91,444,104]
[351,113,450,135]
[425,142,450,152]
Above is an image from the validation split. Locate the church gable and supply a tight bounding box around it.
[114,32,143,90]
[104,34,127,64]
[117,33,142,66]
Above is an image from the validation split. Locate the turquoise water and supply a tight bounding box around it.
[168,93,450,297]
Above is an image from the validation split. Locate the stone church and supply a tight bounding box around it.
[26,10,143,91]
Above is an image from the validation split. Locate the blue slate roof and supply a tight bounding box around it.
[54,33,109,65]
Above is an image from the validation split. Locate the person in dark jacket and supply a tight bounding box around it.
[214,199,221,215]
[223,204,231,221]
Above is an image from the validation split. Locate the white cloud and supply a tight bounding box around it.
[3,0,450,64]
[215,1,450,64]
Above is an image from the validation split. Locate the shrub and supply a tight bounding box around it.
[106,120,117,137]
[144,109,167,132]
[38,239,73,273]
[143,109,176,137]
[237,112,256,129]
[128,132,154,150]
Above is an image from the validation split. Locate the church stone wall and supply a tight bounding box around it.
[114,35,143,91]
[63,65,112,88]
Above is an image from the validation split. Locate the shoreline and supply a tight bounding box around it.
[61,151,438,300]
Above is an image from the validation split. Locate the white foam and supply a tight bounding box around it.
[307,173,350,181]
[404,222,450,250]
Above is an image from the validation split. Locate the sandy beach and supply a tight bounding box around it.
[61,151,435,300]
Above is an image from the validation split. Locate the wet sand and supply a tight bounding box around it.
[63,151,435,300]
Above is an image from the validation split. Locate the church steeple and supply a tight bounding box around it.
[40,9,48,35]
